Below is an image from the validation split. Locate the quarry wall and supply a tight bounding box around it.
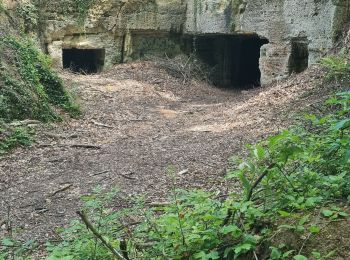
[2,0,349,86]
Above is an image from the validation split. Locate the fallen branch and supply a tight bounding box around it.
[43,132,65,139]
[70,144,101,149]
[9,120,41,127]
[247,163,276,201]
[76,211,126,260]
[91,120,114,129]
[38,143,101,149]
[47,157,66,163]
[92,170,110,176]
[50,184,73,197]
[43,132,79,139]
[120,173,137,180]
[148,202,171,207]
[177,169,189,176]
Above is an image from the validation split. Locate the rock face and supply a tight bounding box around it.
[39,0,350,86]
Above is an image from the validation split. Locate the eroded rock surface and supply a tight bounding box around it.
[37,0,350,85]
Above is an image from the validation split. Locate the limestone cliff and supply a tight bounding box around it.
[4,0,349,86]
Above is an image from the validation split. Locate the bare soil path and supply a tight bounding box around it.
[0,62,325,242]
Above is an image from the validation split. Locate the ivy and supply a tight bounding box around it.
[0,35,80,122]
[71,0,96,26]
[15,1,39,32]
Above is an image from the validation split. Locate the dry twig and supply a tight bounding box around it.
[76,211,127,260]
[91,120,114,129]
[50,184,73,197]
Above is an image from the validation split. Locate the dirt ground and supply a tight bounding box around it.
[0,62,331,244]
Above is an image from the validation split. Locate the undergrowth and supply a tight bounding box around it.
[0,123,33,155]
[0,34,80,154]
[320,55,350,83]
[0,35,80,122]
[1,58,342,259]
[1,58,350,259]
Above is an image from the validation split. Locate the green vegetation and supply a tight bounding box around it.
[71,0,96,26]
[0,35,80,154]
[0,237,37,260]
[15,1,38,32]
[0,124,33,155]
[0,0,347,258]
[32,59,349,259]
[2,54,348,259]
[0,35,79,122]
[0,0,4,13]
[321,55,350,82]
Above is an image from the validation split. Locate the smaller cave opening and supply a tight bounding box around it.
[288,38,309,74]
[186,34,269,89]
[62,48,105,74]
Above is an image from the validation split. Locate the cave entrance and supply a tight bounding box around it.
[62,48,105,74]
[288,38,309,74]
[189,34,269,88]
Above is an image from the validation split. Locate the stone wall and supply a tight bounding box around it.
[185,0,350,83]
[185,0,234,33]
[43,0,186,68]
[234,0,350,83]
[41,0,350,85]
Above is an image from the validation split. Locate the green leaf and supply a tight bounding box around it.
[338,211,348,217]
[279,224,295,230]
[2,238,15,247]
[322,209,334,218]
[194,251,219,260]
[253,145,265,159]
[283,250,295,257]
[296,225,305,232]
[305,197,320,207]
[270,247,281,259]
[309,226,320,234]
[220,225,241,237]
[206,251,220,259]
[237,171,252,195]
[278,210,291,217]
[311,251,321,259]
[293,255,308,260]
[234,243,253,255]
[298,215,309,226]
[332,118,350,130]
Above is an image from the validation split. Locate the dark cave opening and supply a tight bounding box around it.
[62,48,105,74]
[188,34,269,88]
[288,38,309,74]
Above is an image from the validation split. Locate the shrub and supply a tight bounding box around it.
[0,123,33,155]
[320,56,350,82]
